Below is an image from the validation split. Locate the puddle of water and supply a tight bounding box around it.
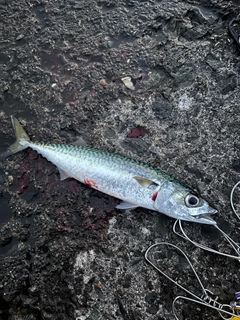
[81,53,104,64]
[0,237,18,256]
[98,1,117,13]
[40,49,66,72]
[2,92,26,116]
[107,32,137,49]
[200,224,222,242]
[0,133,15,156]
[34,3,47,26]
[0,52,10,64]
[194,5,218,21]
[0,295,9,320]
[0,195,12,225]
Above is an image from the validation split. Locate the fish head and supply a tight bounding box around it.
[153,182,217,225]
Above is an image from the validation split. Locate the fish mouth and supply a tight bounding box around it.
[208,208,218,215]
[195,213,217,225]
[190,207,217,217]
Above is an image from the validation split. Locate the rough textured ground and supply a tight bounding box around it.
[0,0,240,319]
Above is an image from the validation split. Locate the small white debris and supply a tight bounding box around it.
[51,83,57,89]
[74,250,95,270]
[107,216,117,234]
[121,76,135,90]
[107,40,114,48]
[83,275,92,284]
[141,227,151,235]
[7,175,14,185]
[178,93,193,111]
[75,314,90,320]
[16,34,24,41]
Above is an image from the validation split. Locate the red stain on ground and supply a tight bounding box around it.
[17,172,29,194]
[58,209,69,217]
[69,180,79,195]
[152,192,158,201]
[17,159,31,194]
[84,178,98,189]
[127,126,149,138]
[122,50,127,59]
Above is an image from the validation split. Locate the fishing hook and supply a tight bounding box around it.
[145,242,240,320]
[173,181,240,261]
[173,220,240,261]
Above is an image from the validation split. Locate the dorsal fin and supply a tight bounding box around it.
[71,137,87,147]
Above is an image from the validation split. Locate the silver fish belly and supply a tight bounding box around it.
[25,141,167,209]
[1,116,217,225]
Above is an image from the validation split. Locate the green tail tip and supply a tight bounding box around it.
[11,116,30,142]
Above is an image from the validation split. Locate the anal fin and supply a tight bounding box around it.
[58,168,71,181]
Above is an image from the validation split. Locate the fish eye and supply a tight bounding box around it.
[185,194,200,207]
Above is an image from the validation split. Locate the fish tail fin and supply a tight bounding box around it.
[0,116,31,160]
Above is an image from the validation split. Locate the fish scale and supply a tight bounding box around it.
[32,142,169,182]
[28,141,163,210]
[1,116,217,225]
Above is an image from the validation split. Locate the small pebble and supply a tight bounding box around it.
[16,34,24,41]
[121,76,135,90]
[8,175,14,185]
[107,40,114,48]
[99,79,107,86]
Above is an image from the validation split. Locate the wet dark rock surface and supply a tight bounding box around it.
[0,0,240,319]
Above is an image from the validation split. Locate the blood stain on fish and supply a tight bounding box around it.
[84,178,98,188]
[152,192,158,201]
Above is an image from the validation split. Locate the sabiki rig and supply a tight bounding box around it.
[1,116,217,225]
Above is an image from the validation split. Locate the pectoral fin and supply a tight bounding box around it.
[133,176,155,188]
[116,201,138,210]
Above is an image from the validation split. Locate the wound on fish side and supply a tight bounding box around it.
[84,178,98,189]
[152,192,158,201]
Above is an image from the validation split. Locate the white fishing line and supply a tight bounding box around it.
[230,181,240,221]
[145,242,240,320]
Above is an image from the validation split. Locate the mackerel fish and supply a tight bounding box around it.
[1,116,217,224]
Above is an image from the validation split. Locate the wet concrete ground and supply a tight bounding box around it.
[0,0,240,319]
